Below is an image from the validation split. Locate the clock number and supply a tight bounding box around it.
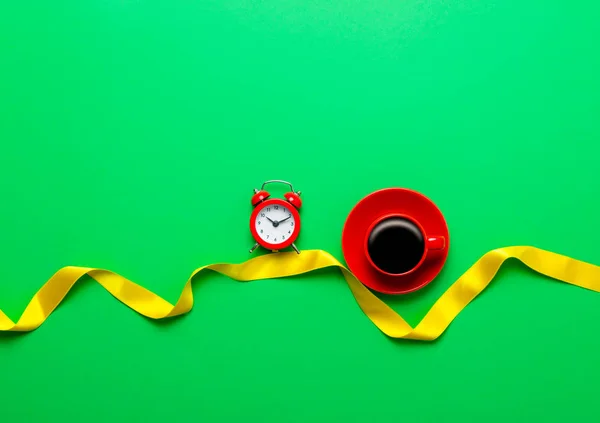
[258,221,261,225]
[288,213,291,217]
[290,222,294,226]
[266,207,271,212]
[288,230,291,234]
[274,238,277,242]
[282,235,285,240]
[261,213,265,217]
[260,229,263,233]
[274,206,279,210]
[267,235,269,239]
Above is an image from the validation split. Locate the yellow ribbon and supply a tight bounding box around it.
[1,246,599,340]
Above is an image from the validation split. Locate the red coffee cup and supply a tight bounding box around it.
[364,214,445,277]
[342,188,450,294]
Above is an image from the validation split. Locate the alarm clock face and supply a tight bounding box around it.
[251,199,300,249]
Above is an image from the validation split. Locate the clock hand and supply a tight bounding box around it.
[265,216,278,227]
[278,216,291,223]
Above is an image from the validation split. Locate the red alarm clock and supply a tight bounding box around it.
[249,180,302,254]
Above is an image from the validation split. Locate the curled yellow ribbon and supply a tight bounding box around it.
[1,246,599,340]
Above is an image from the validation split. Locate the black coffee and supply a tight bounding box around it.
[367,217,425,274]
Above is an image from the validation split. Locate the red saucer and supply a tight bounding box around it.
[342,188,449,295]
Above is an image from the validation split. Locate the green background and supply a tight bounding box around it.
[1,0,600,421]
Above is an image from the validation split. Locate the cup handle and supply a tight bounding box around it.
[427,236,445,250]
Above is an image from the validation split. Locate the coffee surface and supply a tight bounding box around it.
[367,217,425,274]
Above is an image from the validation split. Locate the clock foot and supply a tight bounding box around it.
[249,243,259,253]
[291,243,300,254]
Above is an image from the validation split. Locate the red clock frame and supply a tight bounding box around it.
[250,198,301,251]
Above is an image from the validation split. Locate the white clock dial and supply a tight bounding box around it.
[254,204,297,244]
